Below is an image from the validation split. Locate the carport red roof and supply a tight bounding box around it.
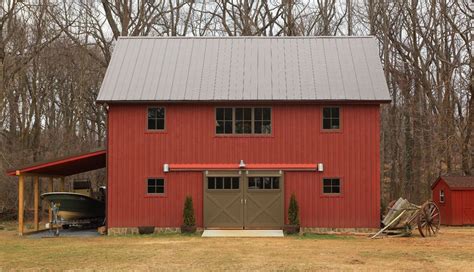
[6,149,106,177]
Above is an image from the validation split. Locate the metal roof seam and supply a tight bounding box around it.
[151,39,169,100]
[334,39,348,100]
[347,38,362,100]
[197,39,208,100]
[167,39,182,100]
[308,39,318,99]
[321,39,332,100]
[182,39,195,100]
[361,38,377,100]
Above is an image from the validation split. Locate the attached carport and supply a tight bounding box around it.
[6,149,106,235]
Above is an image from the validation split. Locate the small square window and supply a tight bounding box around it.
[148,107,165,130]
[322,107,340,130]
[147,178,165,195]
[439,190,445,203]
[322,178,341,194]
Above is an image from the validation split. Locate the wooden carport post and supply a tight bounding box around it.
[48,177,54,222]
[18,175,24,236]
[60,177,65,191]
[33,176,39,231]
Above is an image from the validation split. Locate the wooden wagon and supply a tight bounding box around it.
[371,198,440,238]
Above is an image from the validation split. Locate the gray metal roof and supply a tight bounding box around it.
[97,36,391,102]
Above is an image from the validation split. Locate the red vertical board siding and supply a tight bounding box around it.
[432,178,474,226]
[432,180,452,225]
[108,104,381,228]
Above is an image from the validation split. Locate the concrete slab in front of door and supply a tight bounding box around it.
[201,229,284,238]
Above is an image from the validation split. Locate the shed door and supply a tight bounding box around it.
[244,171,284,229]
[462,192,474,225]
[204,172,243,228]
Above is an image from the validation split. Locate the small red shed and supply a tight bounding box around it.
[431,176,474,226]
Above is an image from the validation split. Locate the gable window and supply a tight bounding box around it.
[147,178,165,194]
[322,178,341,194]
[439,190,445,203]
[215,107,272,135]
[322,107,340,130]
[248,177,280,190]
[148,107,165,130]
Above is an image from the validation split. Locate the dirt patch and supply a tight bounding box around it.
[0,226,473,270]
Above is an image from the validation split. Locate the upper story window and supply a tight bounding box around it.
[215,107,272,135]
[322,178,341,194]
[322,107,340,130]
[148,107,165,130]
[439,190,445,203]
[147,178,165,195]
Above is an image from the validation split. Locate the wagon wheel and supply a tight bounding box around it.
[417,202,440,237]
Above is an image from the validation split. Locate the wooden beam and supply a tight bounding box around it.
[48,177,53,222]
[18,175,24,236]
[33,176,39,231]
[60,177,65,191]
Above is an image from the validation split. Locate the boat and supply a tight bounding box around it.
[41,192,105,221]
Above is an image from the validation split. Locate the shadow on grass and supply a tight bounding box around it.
[293,233,356,240]
[109,232,202,239]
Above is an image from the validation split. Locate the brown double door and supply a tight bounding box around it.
[203,170,284,229]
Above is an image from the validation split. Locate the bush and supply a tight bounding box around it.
[182,196,196,227]
[288,193,300,225]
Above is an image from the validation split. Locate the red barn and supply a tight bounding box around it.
[431,176,474,226]
[96,36,390,234]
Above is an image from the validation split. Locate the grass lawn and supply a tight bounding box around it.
[0,224,473,271]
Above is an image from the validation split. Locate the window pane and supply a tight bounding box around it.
[323,186,332,194]
[157,186,164,194]
[236,108,243,120]
[323,179,331,187]
[332,179,340,187]
[148,179,155,187]
[254,121,262,134]
[216,108,224,120]
[323,108,331,118]
[273,178,280,189]
[332,186,340,194]
[157,119,165,130]
[156,179,164,186]
[323,118,331,129]
[248,178,256,189]
[244,108,251,119]
[215,177,223,189]
[148,119,156,130]
[232,178,239,189]
[256,178,263,189]
[235,121,244,134]
[148,186,155,194]
[331,108,339,118]
[157,108,165,118]
[243,121,252,133]
[216,121,224,134]
[224,108,233,120]
[148,108,157,118]
[224,121,233,133]
[255,108,262,120]
[262,121,271,134]
[262,108,271,120]
[224,177,231,189]
[331,118,339,129]
[208,177,215,189]
[264,177,272,189]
